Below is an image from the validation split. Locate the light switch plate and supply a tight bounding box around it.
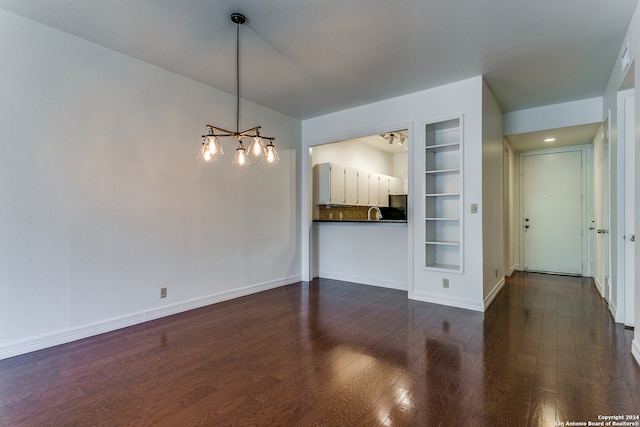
[471,203,478,214]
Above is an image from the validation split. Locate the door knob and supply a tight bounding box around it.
[597,229,604,234]
[631,235,636,242]
[525,225,530,229]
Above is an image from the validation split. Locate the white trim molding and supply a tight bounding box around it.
[0,275,300,361]
[632,339,640,368]
[411,291,484,312]
[484,278,506,310]
[316,272,408,291]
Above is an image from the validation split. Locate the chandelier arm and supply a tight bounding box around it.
[236,126,262,137]
[206,125,235,135]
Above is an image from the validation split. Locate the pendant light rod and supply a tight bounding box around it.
[233,13,242,134]
[200,12,279,165]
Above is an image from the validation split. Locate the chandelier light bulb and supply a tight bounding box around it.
[233,143,249,166]
[264,142,279,164]
[201,141,212,162]
[248,136,265,157]
[201,135,223,162]
[210,136,223,156]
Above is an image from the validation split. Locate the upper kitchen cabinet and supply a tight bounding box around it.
[314,163,345,205]
[389,176,404,195]
[314,163,402,207]
[424,117,463,271]
[344,167,359,205]
[356,170,370,206]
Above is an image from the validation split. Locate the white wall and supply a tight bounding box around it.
[504,97,603,135]
[310,139,395,176]
[0,10,301,359]
[303,76,487,311]
[314,222,408,290]
[481,80,505,306]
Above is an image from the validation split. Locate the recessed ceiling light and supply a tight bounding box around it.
[544,137,556,143]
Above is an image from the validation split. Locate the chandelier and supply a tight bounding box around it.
[200,13,278,166]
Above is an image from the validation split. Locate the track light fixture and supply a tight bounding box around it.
[200,13,278,166]
[379,130,408,146]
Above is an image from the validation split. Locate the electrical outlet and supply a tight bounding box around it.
[161,287,167,298]
[443,278,449,288]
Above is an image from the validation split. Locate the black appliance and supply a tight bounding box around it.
[383,194,407,220]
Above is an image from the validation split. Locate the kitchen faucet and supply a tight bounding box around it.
[367,206,382,221]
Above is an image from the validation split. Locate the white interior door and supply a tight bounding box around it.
[594,120,610,301]
[522,150,583,275]
[624,95,635,326]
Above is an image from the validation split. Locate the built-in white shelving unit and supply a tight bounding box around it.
[424,117,463,271]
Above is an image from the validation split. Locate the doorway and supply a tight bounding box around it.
[521,149,585,275]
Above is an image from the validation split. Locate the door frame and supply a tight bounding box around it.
[519,145,591,276]
[592,117,613,301]
[617,89,635,325]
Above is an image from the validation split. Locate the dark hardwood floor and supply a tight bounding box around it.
[1,272,639,426]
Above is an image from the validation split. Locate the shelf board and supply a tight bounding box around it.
[425,217,460,221]
[425,142,459,151]
[425,168,460,174]
[425,263,460,271]
[425,192,460,197]
[425,240,460,246]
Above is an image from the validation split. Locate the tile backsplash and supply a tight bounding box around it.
[317,205,370,221]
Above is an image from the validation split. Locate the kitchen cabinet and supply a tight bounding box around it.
[344,167,359,205]
[314,163,345,204]
[356,170,370,206]
[424,117,462,271]
[368,173,391,207]
[314,163,403,207]
[389,176,404,195]
[368,173,380,206]
[377,175,390,207]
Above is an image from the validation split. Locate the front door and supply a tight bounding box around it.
[522,150,583,275]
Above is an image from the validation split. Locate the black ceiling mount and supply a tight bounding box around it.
[230,13,246,25]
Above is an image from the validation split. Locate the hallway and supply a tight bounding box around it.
[0,272,638,426]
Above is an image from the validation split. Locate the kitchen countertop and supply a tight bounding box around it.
[314,219,407,223]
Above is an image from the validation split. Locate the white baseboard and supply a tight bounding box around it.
[593,276,603,297]
[509,264,520,276]
[0,275,300,361]
[607,300,618,322]
[317,271,408,291]
[484,278,505,310]
[410,291,484,312]
[632,339,640,368]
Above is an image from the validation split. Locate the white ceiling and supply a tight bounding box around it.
[506,123,602,152]
[356,131,409,155]
[0,0,636,123]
